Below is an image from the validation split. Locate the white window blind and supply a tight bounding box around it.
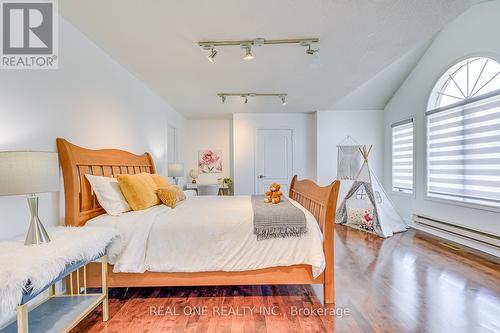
[392,119,414,194]
[426,90,500,208]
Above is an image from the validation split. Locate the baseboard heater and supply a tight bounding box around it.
[413,214,500,248]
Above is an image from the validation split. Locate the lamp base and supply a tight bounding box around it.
[25,195,51,246]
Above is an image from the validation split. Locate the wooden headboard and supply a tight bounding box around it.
[56,138,156,226]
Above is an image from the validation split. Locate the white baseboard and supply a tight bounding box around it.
[410,222,500,258]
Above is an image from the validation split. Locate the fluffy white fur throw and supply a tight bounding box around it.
[0,226,118,319]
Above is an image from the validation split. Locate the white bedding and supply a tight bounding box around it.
[87,196,326,278]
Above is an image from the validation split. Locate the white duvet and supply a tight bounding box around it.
[87,196,325,278]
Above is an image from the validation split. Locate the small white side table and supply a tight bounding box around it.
[1,255,109,333]
[185,183,230,196]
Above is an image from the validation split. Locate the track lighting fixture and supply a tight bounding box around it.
[243,46,254,61]
[305,44,319,55]
[207,48,217,63]
[202,44,218,63]
[280,95,287,105]
[199,38,319,61]
[300,40,319,55]
[218,93,288,105]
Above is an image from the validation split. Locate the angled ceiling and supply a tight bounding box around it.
[60,0,479,119]
[331,37,434,110]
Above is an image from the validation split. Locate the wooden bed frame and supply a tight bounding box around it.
[56,138,340,304]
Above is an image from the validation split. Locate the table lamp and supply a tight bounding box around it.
[0,151,59,245]
[189,169,199,184]
[168,163,184,185]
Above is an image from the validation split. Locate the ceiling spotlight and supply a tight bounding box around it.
[280,95,287,105]
[220,94,226,103]
[207,48,217,63]
[243,95,249,104]
[243,46,254,61]
[305,44,319,55]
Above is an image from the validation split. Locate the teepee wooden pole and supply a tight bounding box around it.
[358,145,373,162]
[366,145,373,159]
[359,147,365,160]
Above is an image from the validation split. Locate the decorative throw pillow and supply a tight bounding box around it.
[85,174,130,216]
[171,184,186,202]
[347,207,374,226]
[150,174,170,188]
[117,173,160,211]
[160,184,186,202]
[157,187,177,208]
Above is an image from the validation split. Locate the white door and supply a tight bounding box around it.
[255,129,293,194]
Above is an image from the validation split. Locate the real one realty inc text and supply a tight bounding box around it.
[149,305,351,317]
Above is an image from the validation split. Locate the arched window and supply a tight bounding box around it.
[426,57,500,209]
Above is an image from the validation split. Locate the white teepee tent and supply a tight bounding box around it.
[336,145,408,238]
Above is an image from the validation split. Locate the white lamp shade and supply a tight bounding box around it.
[168,163,184,177]
[189,169,198,179]
[0,151,60,196]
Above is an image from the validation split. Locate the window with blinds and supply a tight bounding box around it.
[426,57,500,208]
[392,119,414,194]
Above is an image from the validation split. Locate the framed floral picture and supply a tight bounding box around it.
[198,150,223,173]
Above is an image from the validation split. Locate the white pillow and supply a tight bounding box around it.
[85,174,130,216]
[183,190,197,198]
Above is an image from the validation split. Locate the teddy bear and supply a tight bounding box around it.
[269,183,280,192]
[271,190,283,204]
[264,183,283,204]
[264,191,272,203]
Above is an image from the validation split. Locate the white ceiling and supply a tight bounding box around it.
[60,0,479,119]
[331,37,434,110]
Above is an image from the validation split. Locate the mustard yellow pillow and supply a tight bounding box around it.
[117,173,160,211]
[157,188,177,208]
[150,174,170,188]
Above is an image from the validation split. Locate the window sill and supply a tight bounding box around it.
[391,190,415,199]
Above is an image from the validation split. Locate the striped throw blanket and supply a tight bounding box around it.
[252,195,307,240]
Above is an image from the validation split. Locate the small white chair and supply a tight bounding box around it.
[197,184,219,196]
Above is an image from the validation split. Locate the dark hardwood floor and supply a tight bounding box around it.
[72,225,500,333]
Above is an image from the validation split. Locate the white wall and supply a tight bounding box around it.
[316,110,384,185]
[184,120,232,184]
[233,113,316,195]
[383,1,500,241]
[0,17,185,241]
[315,110,384,205]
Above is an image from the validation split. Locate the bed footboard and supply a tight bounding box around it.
[289,176,340,304]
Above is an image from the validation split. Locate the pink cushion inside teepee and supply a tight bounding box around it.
[347,207,374,226]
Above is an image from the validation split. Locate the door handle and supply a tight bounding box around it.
[258,175,266,179]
